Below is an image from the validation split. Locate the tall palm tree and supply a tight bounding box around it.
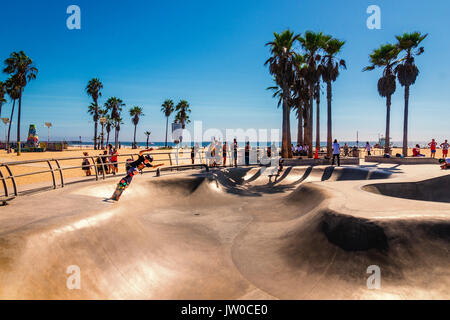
[0,81,6,118]
[265,30,300,158]
[5,76,20,153]
[314,82,322,154]
[161,99,174,147]
[144,131,151,148]
[87,103,100,148]
[395,32,427,156]
[113,117,124,148]
[175,100,191,129]
[364,44,400,154]
[292,54,310,149]
[299,31,330,158]
[85,78,103,150]
[321,38,346,158]
[3,51,38,155]
[104,97,125,148]
[105,115,113,146]
[98,107,108,149]
[267,80,297,147]
[129,106,144,149]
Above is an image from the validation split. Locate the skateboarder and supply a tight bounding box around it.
[111,148,163,201]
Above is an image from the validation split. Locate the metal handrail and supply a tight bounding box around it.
[0,147,277,199]
[0,150,212,198]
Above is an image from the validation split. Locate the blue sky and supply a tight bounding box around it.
[0,0,449,143]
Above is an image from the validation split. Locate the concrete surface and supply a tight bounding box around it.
[0,162,449,299]
[365,156,440,165]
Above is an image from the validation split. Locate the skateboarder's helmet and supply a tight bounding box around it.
[144,155,153,167]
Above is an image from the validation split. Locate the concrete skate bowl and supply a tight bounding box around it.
[363,174,450,203]
[0,166,448,299]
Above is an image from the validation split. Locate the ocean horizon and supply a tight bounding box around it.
[65,140,437,148]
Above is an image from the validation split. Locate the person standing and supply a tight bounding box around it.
[110,148,119,175]
[428,139,437,158]
[233,139,238,167]
[365,142,372,156]
[223,142,228,166]
[332,139,341,166]
[82,152,92,176]
[191,146,195,164]
[245,142,250,166]
[194,143,202,164]
[440,140,449,158]
[343,143,349,157]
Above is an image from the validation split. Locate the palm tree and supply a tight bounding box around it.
[161,99,174,147]
[144,131,151,148]
[87,103,100,148]
[129,106,144,149]
[395,32,427,156]
[364,44,400,154]
[115,117,124,147]
[265,30,300,158]
[0,81,6,118]
[321,38,346,158]
[175,100,191,129]
[267,80,297,147]
[293,54,310,148]
[104,97,125,148]
[5,76,20,153]
[3,51,38,155]
[85,78,103,150]
[105,115,113,146]
[98,107,108,149]
[299,31,330,158]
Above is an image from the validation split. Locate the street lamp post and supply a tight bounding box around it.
[2,118,10,150]
[99,117,107,150]
[45,122,52,145]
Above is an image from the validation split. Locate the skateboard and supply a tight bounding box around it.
[111,179,129,201]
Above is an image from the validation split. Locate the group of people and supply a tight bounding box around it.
[190,140,239,167]
[411,139,449,158]
[189,140,282,168]
[291,144,309,156]
[81,144,119,176]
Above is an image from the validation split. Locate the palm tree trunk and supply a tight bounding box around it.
[101,124,105,150]
[402,85,410,156]
[17,91,22,155]
[146,136,149,148]
[326,81,332,158]
[308,89,314,158]
[281,96,290,159]
[133,124,137,148]
[287,105,292,158]
[7,99,15,153]
[385,95,392,155]
[114,126,118,148]
[315,86,320,155]
[297,108,303,147]
[106,130,110,146]
[94,119,98,150]
[165,116,169,147]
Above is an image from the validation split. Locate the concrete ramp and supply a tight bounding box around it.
[0,165,448,299]
[364,174,450,203]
